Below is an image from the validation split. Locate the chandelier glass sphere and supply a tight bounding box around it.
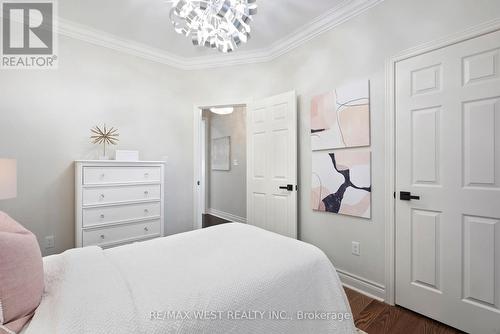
[169,0,258,53]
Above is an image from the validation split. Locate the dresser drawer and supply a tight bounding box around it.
[83,166,161,185]
[82,184,161,206]
[83,202,161,227]
[83,220,161,247]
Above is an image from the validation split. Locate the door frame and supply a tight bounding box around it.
[384,18,500,305]
[192,98,251,230]
[200,118,207,215]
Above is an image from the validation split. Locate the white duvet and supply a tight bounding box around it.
[24,223,355,334]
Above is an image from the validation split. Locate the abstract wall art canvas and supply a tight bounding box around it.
[311,149,371,218]
[310,80,370,150]
[212,136,231,171]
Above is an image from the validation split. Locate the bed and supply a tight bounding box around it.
[22,223,356,334]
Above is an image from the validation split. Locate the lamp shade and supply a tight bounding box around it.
[0,159,17,200]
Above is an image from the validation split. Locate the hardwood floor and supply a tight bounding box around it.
[344,288,464,334]
[202,214,231,228]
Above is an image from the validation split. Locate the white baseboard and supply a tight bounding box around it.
[337,269,386,302]
[206,208,247,224]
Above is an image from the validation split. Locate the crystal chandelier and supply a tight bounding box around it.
[169,0,258,53]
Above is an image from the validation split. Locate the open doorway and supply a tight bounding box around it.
[193,91,297,236]
[199,105,247,228]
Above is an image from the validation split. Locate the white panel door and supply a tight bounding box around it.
[396,29,500,333]
[247,91,297,238]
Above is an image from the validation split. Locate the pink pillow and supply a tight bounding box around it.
[0,212,43,334]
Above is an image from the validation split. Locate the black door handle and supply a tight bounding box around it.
[400,191,420,201]
[279,184,294,191]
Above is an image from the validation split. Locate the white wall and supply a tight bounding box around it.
[207,107,247,218]
[186,0,500,296]
[0,36,194,255]
[0,0,499,298]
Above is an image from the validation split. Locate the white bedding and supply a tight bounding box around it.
[24,223,355,334]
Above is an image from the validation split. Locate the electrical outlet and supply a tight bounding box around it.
[45,235,55,249]
[351,241,360,256]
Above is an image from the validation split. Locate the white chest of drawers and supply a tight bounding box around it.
[75,160,165,248]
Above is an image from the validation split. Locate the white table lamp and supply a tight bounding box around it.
[0,159,17,200]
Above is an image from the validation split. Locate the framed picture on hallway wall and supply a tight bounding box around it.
[212,136,231,171]
[310,80,370,150]
[311,149,371,219]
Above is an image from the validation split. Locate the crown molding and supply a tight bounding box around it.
[57,0,384,70]
[57,18,190,69]
[184,0,384,69]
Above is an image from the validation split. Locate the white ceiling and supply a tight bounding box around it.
[59,0,352,58]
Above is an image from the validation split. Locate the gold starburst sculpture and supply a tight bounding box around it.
[91,124,119,157]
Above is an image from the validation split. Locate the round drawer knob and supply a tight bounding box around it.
[100,234,105,239]
[144,227,149,232]
[144,209,149,214]
[100,173,105,178]
[100,214,105,219]
[99,194,105,200]
[144,191,149,196]
[144,173,149,178]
